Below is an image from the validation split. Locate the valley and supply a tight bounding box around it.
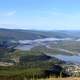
[0,29,80,79]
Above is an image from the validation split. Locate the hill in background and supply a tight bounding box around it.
[0,28,79,40]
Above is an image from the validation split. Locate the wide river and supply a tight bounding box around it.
[51,54,80,64]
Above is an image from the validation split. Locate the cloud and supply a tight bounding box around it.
[6,11,16,16]
[0,11,16,17]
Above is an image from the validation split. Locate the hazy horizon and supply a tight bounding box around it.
[0,0,80,30]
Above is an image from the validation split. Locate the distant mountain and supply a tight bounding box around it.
[0,28,80,40]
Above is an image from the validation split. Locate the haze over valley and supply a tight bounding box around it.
[1,0,80,80]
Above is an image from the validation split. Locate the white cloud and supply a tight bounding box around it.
[6,11,16,16]
[0,10,16,16]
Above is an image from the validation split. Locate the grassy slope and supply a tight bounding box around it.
[39,77,80,80]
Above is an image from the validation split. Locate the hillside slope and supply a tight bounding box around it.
[0,28,71,40]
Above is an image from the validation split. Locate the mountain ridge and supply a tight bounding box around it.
[0,28,80,40]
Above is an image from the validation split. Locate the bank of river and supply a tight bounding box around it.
[48,54,80,64]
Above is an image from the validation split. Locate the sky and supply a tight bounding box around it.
[0,0,80,30]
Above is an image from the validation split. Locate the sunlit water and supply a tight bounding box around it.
[51,54,80,64]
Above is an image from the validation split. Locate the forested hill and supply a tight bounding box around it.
[0,28,80,40]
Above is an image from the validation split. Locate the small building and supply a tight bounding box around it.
[63,64,80,77]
